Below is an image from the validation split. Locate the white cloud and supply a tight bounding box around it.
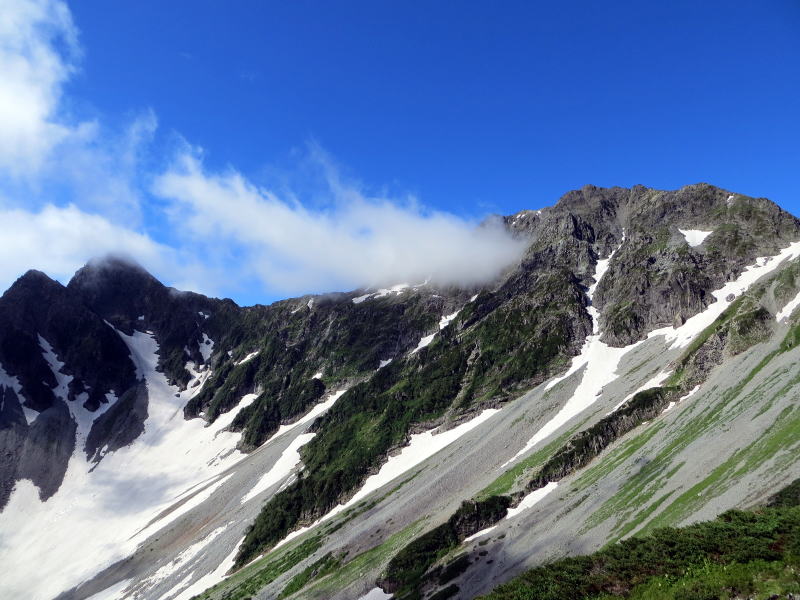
[0,203,170,287]
[0,0,79,176]
[0,0,527,302]
[154,152,526,295]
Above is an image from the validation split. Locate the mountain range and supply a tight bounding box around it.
[2,183,800,600]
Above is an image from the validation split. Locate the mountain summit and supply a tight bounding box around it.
[2,184,800,600]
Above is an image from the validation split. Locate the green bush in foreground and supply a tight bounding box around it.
[479,480,800,600]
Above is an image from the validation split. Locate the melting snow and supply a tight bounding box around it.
[609,369,671,413]
[0,330,254,600]
[347,409,499,507]
[679,229,713,247]
[164,534,245,600]
[141,524,228,589]
[464,525,496,543]
[411,333,436,354]
[776,287,800,321]
[234,351,259,366]
[505,481,558,520]
[240,389,349,505]
[358,588,393,600]
[439,310,460,330]
[38,335,100,437]
[680,386,700,401]
[510,241,639,464]
[241,434,316,504]
[410,308,463,355]
[273,408,499,551]
[199,333,214,362]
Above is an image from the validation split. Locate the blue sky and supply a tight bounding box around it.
[1,0,799,304]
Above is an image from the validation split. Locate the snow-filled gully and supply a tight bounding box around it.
[506,240,635,466]
[0,330,261,600]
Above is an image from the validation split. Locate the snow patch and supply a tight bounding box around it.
[261,389,347,447]
[505,481,558,520]
[378,358,393,369]
[142,524,228,589]
[358,588,393,600]
[241,434,315,504]
[312,371,323,380]
[439,310,459,330]
[199,333,214,362]
[410,308,463,355]
[239,390,348,506]
[609,369,671,413]
[678,229,713,247]
[347,409,499,506]
[411,333,436,354]
[234,351,259,366]
[511,240,638,464]
[776,288,800,321]
[0,361,34,423]
[464,525,496,543]
[164,535,245,600]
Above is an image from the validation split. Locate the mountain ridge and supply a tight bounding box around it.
[2,182,800,600]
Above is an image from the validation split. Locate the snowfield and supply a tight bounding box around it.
[0,330,254,600]
[678,228,713,247]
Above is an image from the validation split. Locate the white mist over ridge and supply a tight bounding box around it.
[154,152,527,295]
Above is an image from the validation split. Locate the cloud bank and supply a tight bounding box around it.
[0,0,527,302]
[154,152,525,294]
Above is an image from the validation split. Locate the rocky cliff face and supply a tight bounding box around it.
[2,183,800,600]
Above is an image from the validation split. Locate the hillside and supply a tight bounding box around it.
[1,184,800,600]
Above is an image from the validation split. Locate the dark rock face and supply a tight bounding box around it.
[0,269,138,413]
[0,387,28,507]
[15,400,76,502]
[506,184,800,347]
[67,257,228,387]
[594,184,800,346]
[85,383,148,463]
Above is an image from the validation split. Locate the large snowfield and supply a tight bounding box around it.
[0,330,252,599]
